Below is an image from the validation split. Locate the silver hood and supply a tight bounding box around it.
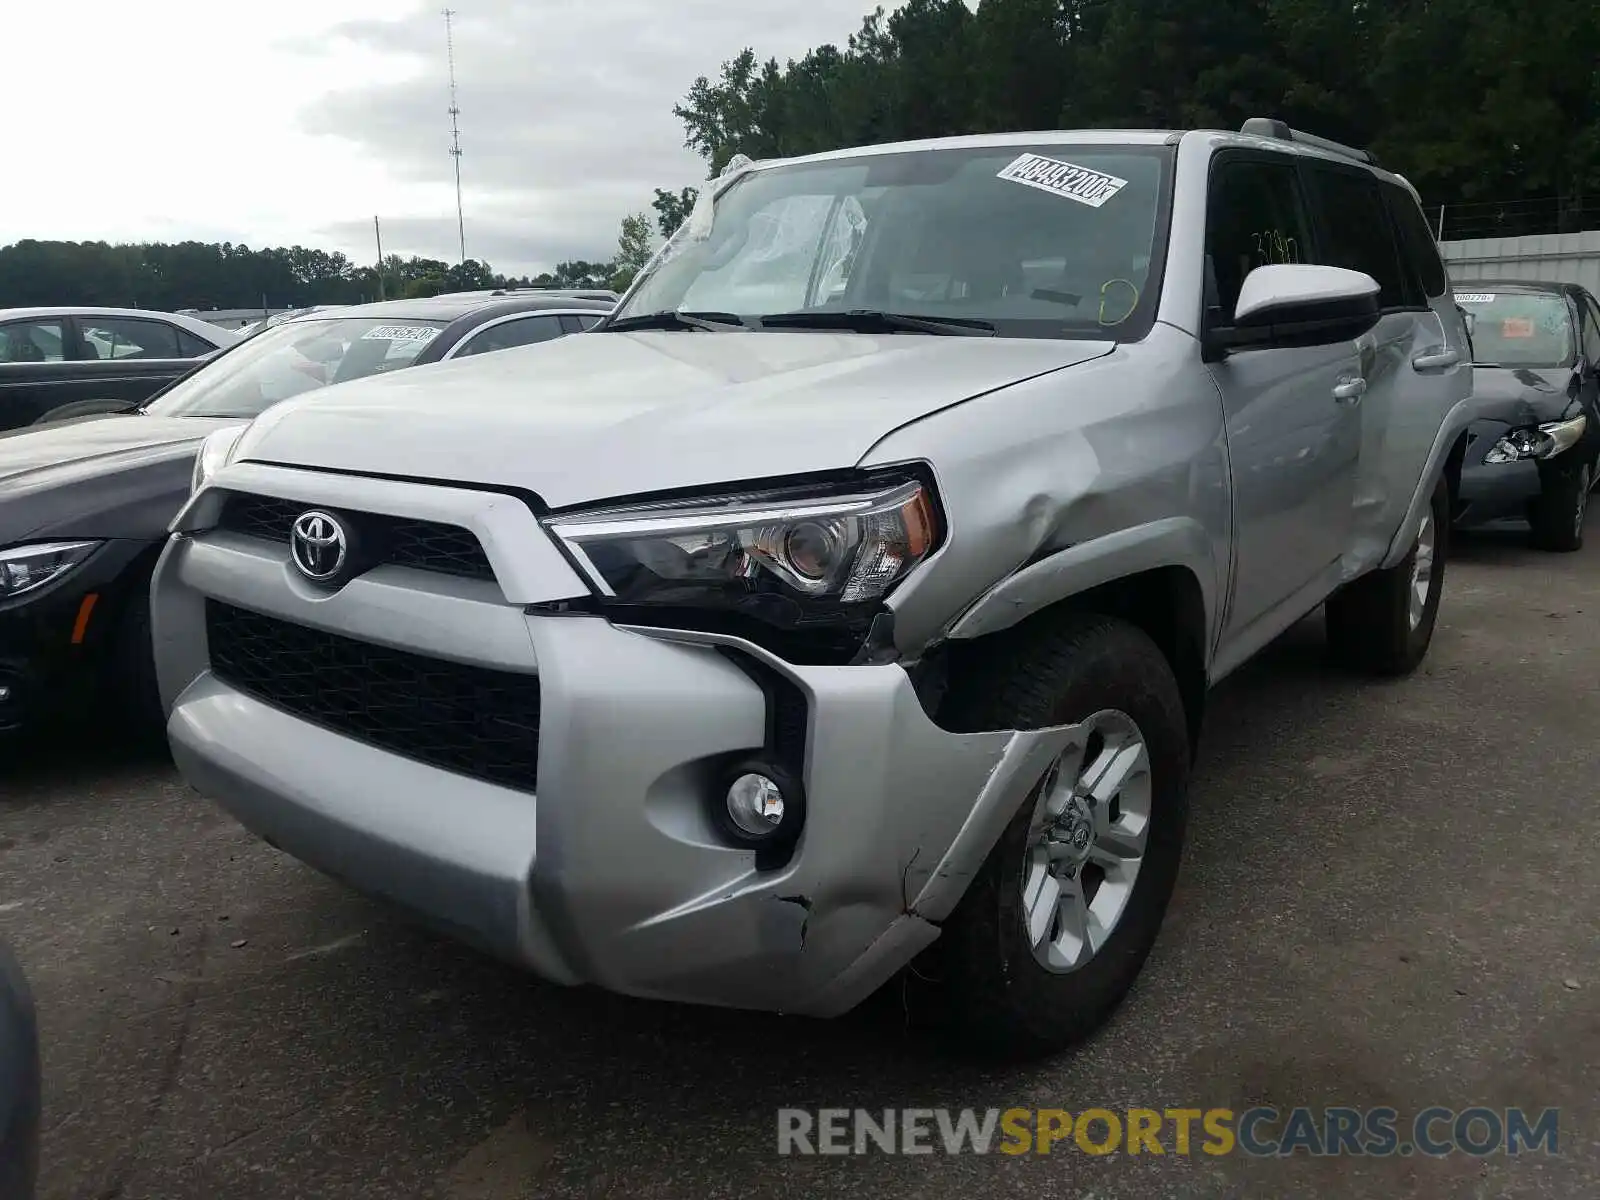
[233,330,1113,507]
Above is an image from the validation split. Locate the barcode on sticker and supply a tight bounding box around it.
[1455,293,1496,304]
[361,325,440,342]
[996,154,1128,208]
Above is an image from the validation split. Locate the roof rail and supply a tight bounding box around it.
[1239,117,1378,166]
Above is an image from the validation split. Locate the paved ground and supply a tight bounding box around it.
[2,527,1596,1200]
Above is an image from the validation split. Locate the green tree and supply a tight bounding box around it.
[652,186,700,238]
[610,213,656,292]
[667,0,1600,237]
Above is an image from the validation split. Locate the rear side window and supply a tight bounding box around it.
[177,329,217,357]
[1383,183,1449,299]
[1303,166,1413,310]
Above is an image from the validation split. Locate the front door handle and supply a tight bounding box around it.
[1412,347,1461,372]
[1333,376,1368,404]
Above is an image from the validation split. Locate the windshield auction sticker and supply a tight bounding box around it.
[996,154,1128,208]
[1455,293,1496,304]
[361,325,440,343]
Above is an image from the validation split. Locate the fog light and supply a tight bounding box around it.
[715,759,806,852]
[726,773,785,834]
[0,685,10,703]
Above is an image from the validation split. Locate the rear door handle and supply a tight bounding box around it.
[1333,376,1368,404]
[1412,347,1461,371]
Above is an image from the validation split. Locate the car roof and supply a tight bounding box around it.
[748,125,1411,190]
[289,293,615,324]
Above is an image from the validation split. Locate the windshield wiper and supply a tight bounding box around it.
[602,310,748,333]
[757,309,996,336]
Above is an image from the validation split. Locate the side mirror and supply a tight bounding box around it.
[1206,264,1381,359]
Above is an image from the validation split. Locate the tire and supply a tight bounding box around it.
[1528,458,1591,553]
[113,584,165,736]
[1325,477,1449,676]
[908,612,1191,1061]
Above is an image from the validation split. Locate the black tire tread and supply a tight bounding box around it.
[1325,478,1449,677]
[1528,459,1589,553]
[916,611,1191,1060]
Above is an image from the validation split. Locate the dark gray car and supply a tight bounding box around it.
[0,941,39,1200]
[0,308,237,432]
[0,292,611,737]
[1454,282,1600,550]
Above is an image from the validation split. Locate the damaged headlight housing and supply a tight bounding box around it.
[0,541,100,600]
[1483,414,1588,464]
[545,474,941,638]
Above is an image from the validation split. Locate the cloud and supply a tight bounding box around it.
[301,0,886,273]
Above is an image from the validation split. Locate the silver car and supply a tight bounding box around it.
[153,119,1475,1058]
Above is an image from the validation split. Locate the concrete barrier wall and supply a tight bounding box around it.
[1440,231,1600,295]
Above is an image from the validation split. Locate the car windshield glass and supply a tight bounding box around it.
[144,316,447,418]
[616,143,1173,340]
[1457,291,1575,367]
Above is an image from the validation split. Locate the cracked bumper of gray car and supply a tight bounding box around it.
[154,518,1073,1018]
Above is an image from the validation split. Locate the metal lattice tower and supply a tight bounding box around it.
[444,8,466,264]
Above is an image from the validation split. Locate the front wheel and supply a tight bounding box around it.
[1528,458,1591,552]
[908,612,1191,1060]
[1325,477,1449,676]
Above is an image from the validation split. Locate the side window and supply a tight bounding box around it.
[454,314,564,358]
[1383,183,1448,299]
[0,319,66,363]
[80,317,183,360]
[177,329,218,357]
[1582,295,1600,365]
[1204,157,1315,322]
[1303,167,1412,309]
[560,313,603,332]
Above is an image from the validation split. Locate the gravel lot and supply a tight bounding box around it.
[3,527,1596,1200]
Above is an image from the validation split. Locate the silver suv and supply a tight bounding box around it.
[154,119,1475,1058]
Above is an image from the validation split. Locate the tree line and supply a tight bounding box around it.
[0,239,629,313]
[668,0,1600,239]
[6,0,1598,313]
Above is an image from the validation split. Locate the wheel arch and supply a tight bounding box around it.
[936,560,1211,756]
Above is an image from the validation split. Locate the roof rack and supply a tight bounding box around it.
[1239,117,1378,166]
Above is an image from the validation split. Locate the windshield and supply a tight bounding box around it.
[616,143,1173,340]
[145,316,446,418]
[1456,291,1576,368]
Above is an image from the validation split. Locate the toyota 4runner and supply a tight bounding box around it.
[153,118,1476,1058]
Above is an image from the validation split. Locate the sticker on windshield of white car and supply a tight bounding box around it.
[361,325,440,343]
[1455,293,1496,304]
[996,153,1128,208]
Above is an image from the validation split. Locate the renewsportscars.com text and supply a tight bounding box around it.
[777,1106,1560,1157]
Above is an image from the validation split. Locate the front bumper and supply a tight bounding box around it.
[0,538,156,733]
[156,465,1073,1016]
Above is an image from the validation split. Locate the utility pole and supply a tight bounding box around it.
[444,8,466,265]
[374,215,386,300]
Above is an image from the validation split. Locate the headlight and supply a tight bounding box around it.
[0,541,100,600]
[546,475,941,622]
[191,426,247,495]
[1483,414,1587,464]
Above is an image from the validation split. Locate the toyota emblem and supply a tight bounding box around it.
[290,510,349,582]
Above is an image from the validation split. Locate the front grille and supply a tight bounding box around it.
[216,493,495,581]
[206,601,541,791]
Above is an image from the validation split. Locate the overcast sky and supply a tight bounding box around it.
[3,0,887,275]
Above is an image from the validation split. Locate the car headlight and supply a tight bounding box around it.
[0,541,101,600]
[546,475,941,624]
[1483,414,1587,464]
[191,426,247,495]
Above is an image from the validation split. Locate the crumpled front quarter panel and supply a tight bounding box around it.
[866,323,1231,656]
